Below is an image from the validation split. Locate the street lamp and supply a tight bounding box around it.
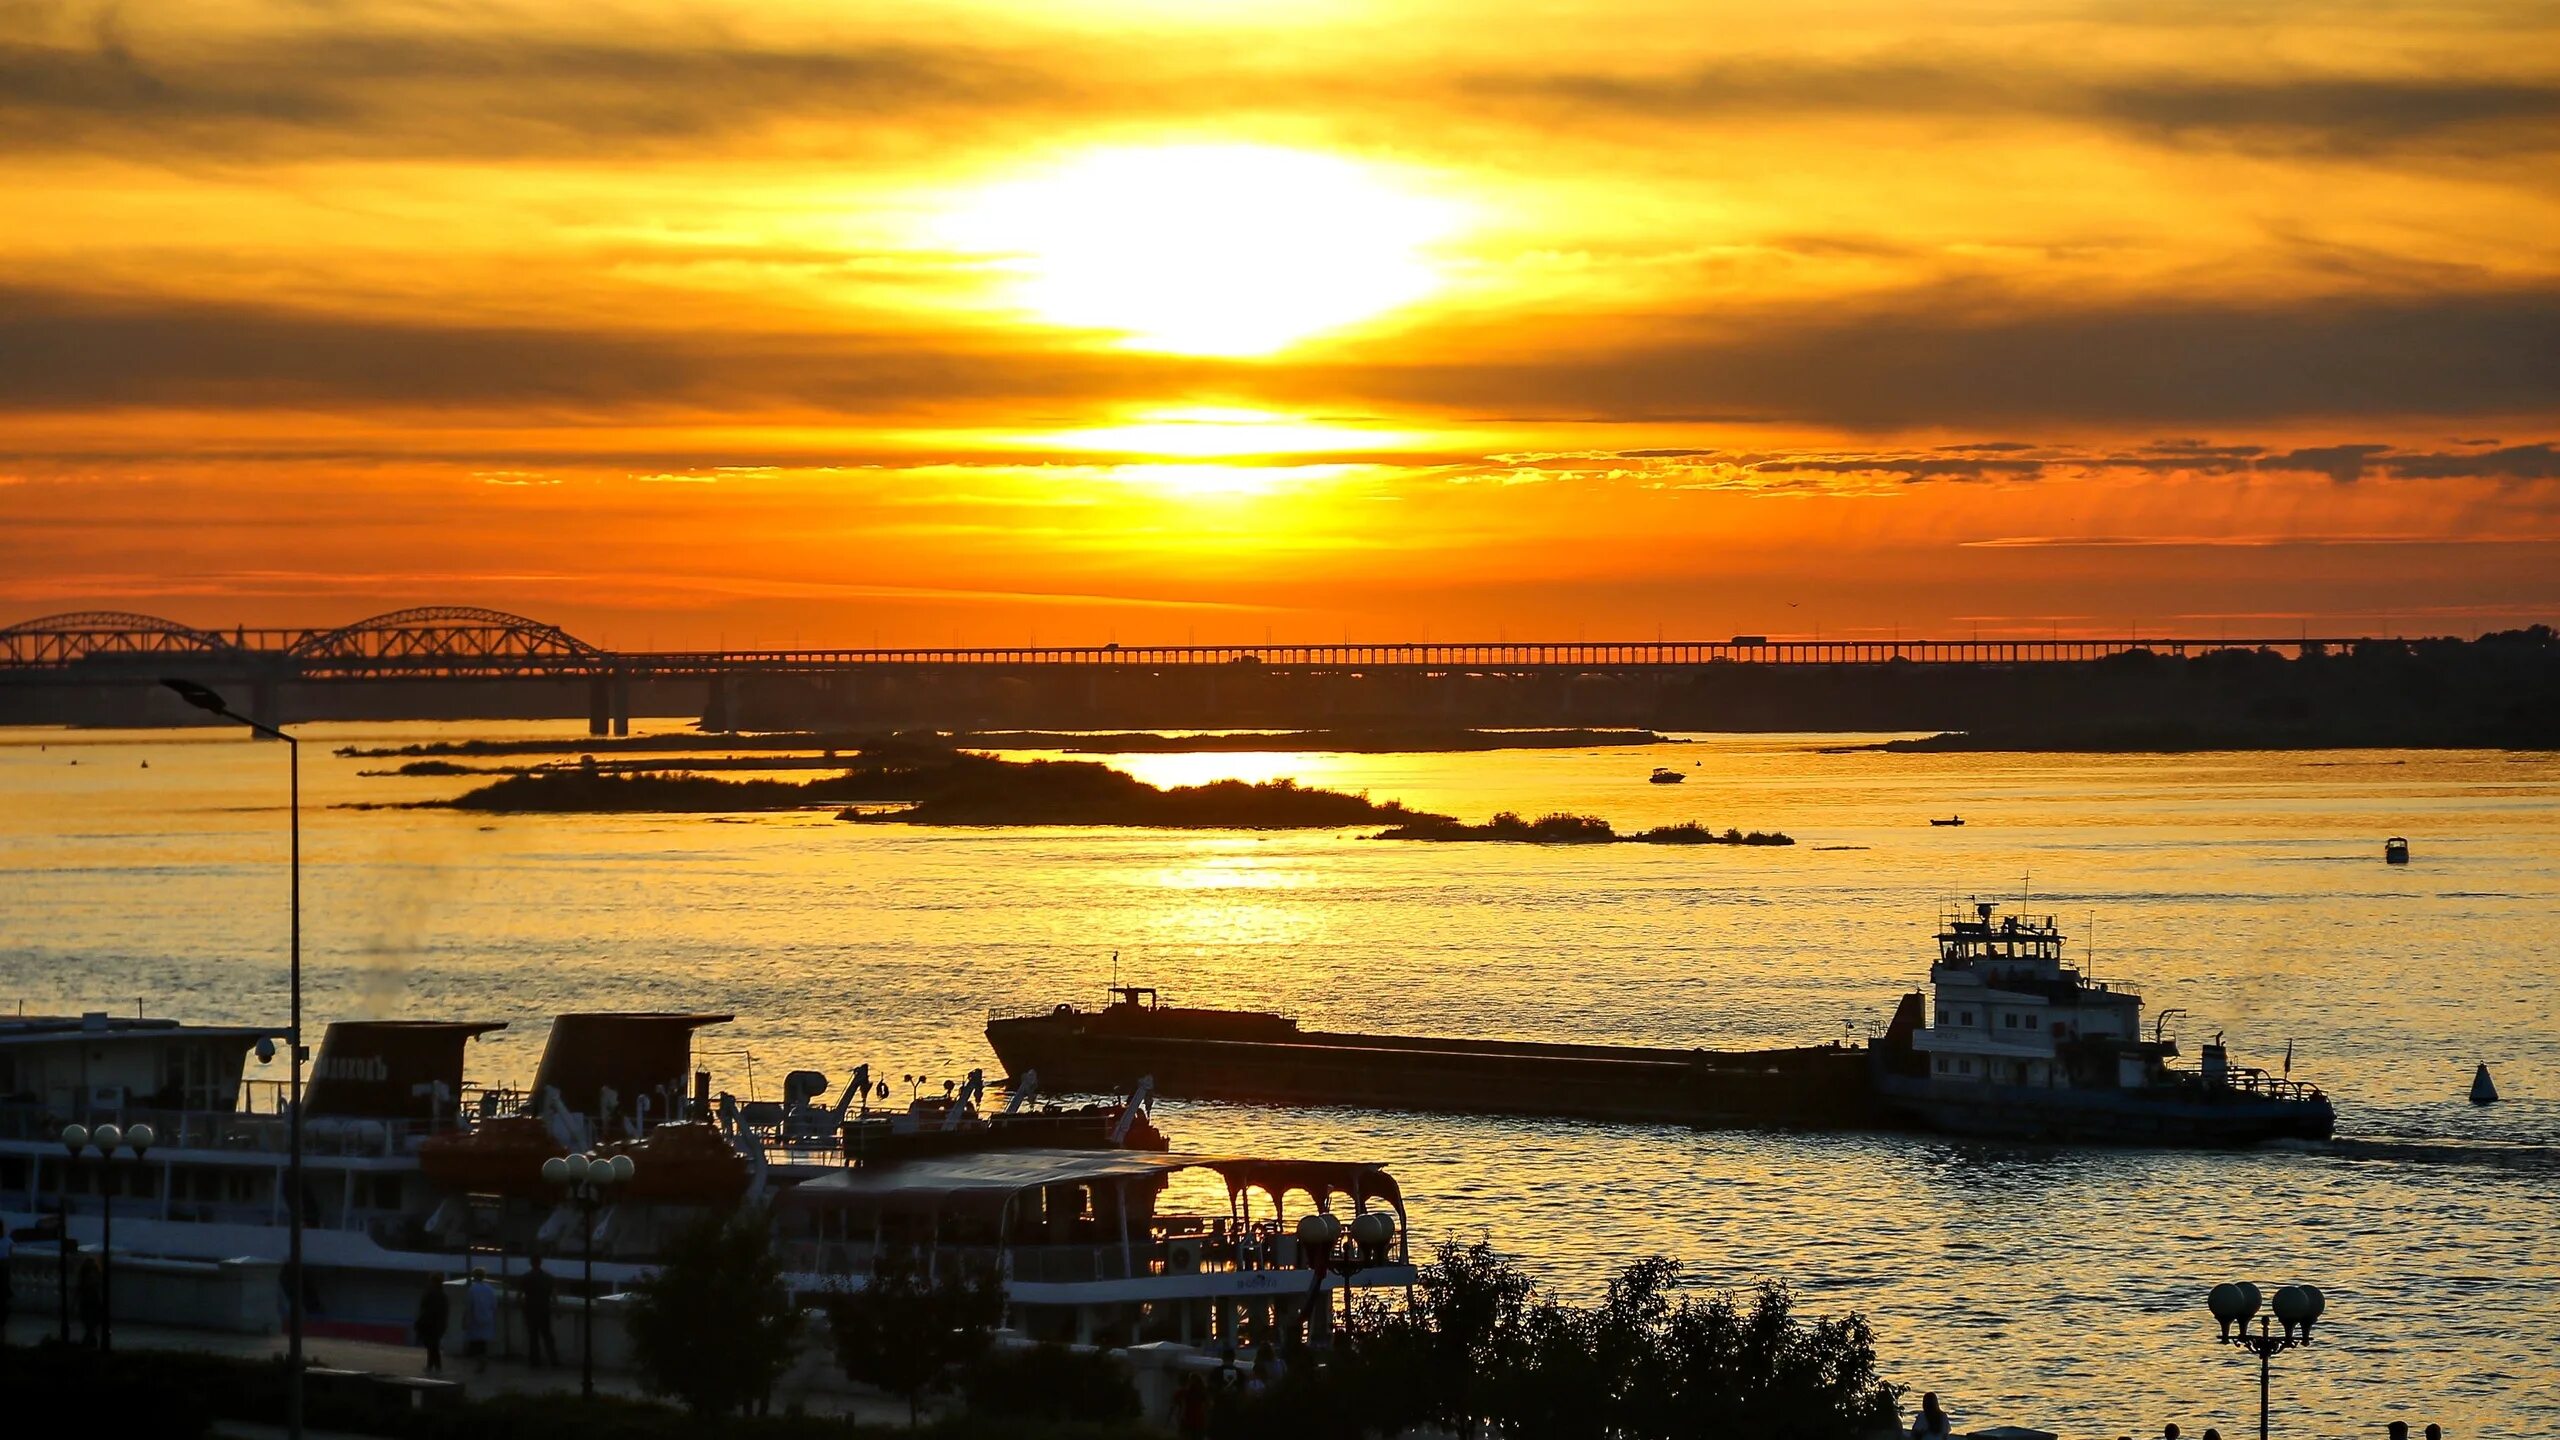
[160,677,304,1440]
[540,1151,636,1400]
[2207,1280,2326,1440]
[60,1122,155,1352]
[1293,1209,1400,1343]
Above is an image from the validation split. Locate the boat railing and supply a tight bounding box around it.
[2212,1070,2327,1103]
[0,1095,535,1158]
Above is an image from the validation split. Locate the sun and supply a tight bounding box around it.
[941,144,1461,357]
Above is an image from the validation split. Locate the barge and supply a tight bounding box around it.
[987,902,2335,1147]
[986,987,1883,1129]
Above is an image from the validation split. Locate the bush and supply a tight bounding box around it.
[959,1343,1140,1424]
[827,1248,1004,1426]
[625,1206,807,1418]
[1333,1241,1901,1440]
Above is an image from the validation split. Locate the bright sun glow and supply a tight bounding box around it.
[942,144,1460,356]
[1017,406,1423,458]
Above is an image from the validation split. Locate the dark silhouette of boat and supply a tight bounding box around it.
[987,987,1880,1129]
[991,909,2336,1147]
[2385,836,2410,864]
[1648,766,1686,784]
[1931,815,1965,826]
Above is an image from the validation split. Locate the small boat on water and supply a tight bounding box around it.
[2385,836,2410,864]
[1649,766,1686,785]
[1931,815,1965,827]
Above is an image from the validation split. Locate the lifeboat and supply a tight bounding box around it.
[596,1121,751,1204]
[418,1115,562,1198]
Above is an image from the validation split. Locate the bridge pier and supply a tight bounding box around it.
[248,675,282,736]
[611,675,630,736]
[588,676,611,737]
[702,674,732,733]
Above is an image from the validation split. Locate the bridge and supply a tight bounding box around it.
[0,607,2376,734]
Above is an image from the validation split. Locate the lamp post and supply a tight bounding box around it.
[2207,1280,2326,1440]
[1292,1209,1400,1345]
[541,1151,635,1400]
[159,677,302,1440]
[60,1122,155,1352]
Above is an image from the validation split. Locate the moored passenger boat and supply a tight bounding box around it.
[776,1145,1413,1349]
[1868,902,2335,1144]
[0,1008,1203,1343]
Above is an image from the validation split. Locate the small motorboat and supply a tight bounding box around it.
[1930,816,1965,827]
[1649,767,1686,785]
[2385,836,2410,864]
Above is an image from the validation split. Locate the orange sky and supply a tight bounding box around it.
[4,0,2557,646]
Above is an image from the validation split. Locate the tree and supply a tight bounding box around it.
[826,1247,1004,1427]
[624,1207,806,1419]
[1344,1243,1903,1440]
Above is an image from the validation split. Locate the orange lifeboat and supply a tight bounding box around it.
[596,1121,751,1204]
[418,1115,562,1198]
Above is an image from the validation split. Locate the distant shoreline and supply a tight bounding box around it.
[1853,726,2560,753]
[340,726,1671,760]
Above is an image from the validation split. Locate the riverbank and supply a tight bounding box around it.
[341,727,1670,761]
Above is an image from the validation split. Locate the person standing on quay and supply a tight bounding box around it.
[415,1272,449,1373]
[521,1256,560,1368]
[0,1222,15,1342]
[461,1267,499,1374]
[74,1257,102,1348]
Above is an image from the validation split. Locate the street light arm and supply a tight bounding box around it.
[160,678,295,744]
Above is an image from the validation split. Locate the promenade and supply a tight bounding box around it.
[0,1313,927,1427]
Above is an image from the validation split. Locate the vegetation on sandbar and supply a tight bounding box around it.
[1374,811,1794,846]
[445,745,1445,829]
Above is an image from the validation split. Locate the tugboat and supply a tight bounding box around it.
[1871,903,2334,1144]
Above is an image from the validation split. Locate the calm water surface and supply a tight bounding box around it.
[3,724,2556,1437]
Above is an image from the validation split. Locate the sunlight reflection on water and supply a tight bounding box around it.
[3,725,2556,1436]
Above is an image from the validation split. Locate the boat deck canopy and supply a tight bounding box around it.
[780,1147,1405,1217]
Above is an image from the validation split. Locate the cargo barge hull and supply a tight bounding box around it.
[985,1007,1881,1129]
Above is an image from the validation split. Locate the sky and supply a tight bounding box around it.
[4,0,2558,647]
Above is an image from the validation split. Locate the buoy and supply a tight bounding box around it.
[2470,1063,2499,1105]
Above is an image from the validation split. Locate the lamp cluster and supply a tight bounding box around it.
[541,1151,636,1193]
[2208,1280,2326,1344]
[62,1122,155,1158]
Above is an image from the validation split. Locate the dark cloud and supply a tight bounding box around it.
[7,8,2555,164]
[1462,61,2560,156]
[1624,442,2560,486]
[7,277,2558,436]
[0,18,1077,157]
[0,283,1187,415]
[1297,285,2560,427]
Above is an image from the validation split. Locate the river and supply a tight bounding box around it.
[3,723,2554,1436]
